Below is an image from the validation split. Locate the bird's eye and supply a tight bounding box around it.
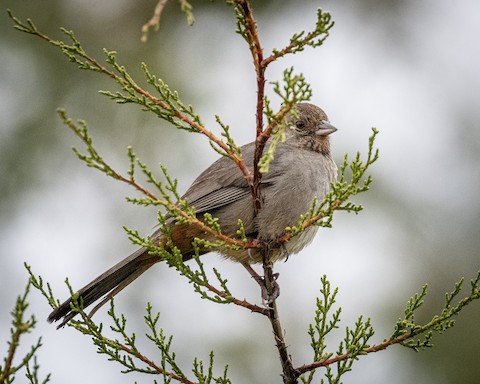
[295,121,305,130]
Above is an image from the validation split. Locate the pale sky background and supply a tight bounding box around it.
[1,1,480,384]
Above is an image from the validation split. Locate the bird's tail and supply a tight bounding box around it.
[47,247,159,328]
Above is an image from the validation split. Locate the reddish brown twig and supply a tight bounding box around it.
[117,342,196,384]
[295,332,413,375]
[141,0,169,40]
[262,256,298,383]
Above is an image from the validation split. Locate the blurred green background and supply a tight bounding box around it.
[1,1,479,383]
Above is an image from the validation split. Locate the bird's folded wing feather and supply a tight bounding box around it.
[180,142,284,214]
[185,185,251,213]
[182,142,262,213]
[181,143,253,214]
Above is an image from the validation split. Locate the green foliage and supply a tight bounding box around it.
[271,68,313,105]
[302,276,341,383]
[141,0,195,43]
[326,317,374,382]
[121,227,241,307]
[270,8,334,59]
[234,4,334,63]
[211,115,243,158]
[100,60,203,132]
[27,267,231,383]
[298,272,480,384]
[300,277,375,384]
[285,128,379,241]
[258,68,314,173]
[393,271,480,351]
[0,281,50,384]
[257,123,286,174]
[9,9,242,164]
[58,109,177,207]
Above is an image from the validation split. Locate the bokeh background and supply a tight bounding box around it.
[1,1,479,383]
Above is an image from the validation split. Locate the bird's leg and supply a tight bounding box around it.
[264,271,280,304]
[242,265,280,305]
[262,242,282,304]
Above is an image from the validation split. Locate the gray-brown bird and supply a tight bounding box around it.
[48,103,338,327]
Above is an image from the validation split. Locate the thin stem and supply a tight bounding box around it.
[233,3,301,382]
[242,262,263,285]
[262,257,299,383]
[0,327,21,384]
[234,0,266,212]
[296,283,480,375]
[277,199,341,245]
[141,0,169,37]
[296,332,412,374]
[204,279,269,316]
[116,342,195,384]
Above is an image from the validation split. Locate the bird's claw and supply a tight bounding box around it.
[261,272,280,305]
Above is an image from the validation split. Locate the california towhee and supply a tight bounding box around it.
[48,103,338,327]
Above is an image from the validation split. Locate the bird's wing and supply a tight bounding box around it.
[181,143,255,214]
[185,185,251,213]
[180,142,284,214]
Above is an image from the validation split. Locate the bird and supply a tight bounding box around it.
[48,103,338,327]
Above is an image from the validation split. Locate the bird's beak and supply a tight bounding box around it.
[316,120,337,136]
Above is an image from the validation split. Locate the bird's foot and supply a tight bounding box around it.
[261,272,280,305]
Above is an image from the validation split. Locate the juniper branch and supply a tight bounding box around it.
[27,267,233,384]
[265,9,334,66]
[261,257,299,384]
[258,70,313,173]
[0,281,49,384]
[122,229,268,315]
[296,270,480,378]
[141,0,195,43]
[59,109,246,252]
[7,10,250,184]
[301,276,341,383]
